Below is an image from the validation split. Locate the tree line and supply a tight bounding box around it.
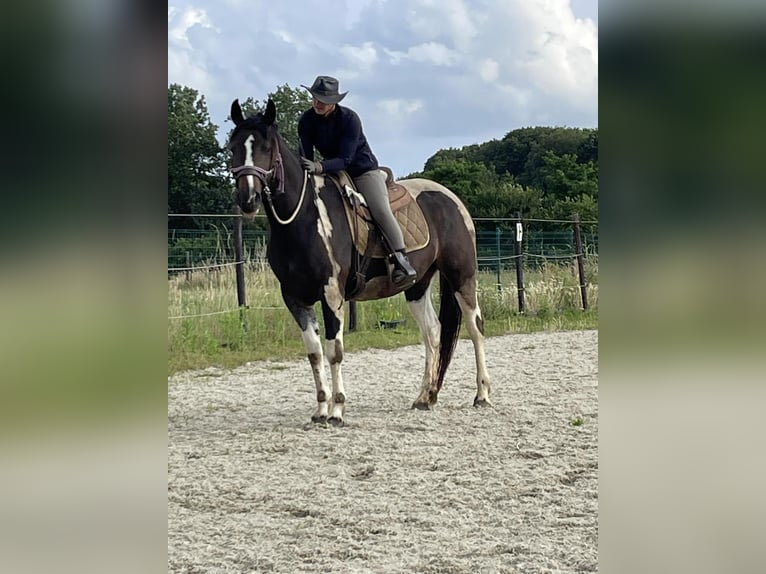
[168,83,598,230]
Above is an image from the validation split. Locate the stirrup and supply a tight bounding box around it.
[390,251,417,287]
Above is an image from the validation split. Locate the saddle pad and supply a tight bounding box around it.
[340,177,430,258]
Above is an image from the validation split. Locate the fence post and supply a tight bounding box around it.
[185,251,191,282]
[495,227,502,292]
[572,213,589,310]
[233,209,249,330]
[349,301,357,332]
[514,212,525,313]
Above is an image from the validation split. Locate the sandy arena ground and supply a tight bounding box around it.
[168,329,598,573]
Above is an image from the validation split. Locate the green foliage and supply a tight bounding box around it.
[539,151,598,201]
[419,126,598,222]
[167,82,598,229]
[168,84,231,227]
[414,158,547,220]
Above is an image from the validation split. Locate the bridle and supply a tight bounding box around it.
[230,134,309,226]
[230,142,285,197]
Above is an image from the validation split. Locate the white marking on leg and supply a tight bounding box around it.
[325,329,346,421]
[315,194,348,420]
[407,281,441,406]
[455,290,492,403]
[301,321,330,420]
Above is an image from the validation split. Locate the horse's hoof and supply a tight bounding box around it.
[311,415,327,424]
[473,397,493,408]
[411,401,432,411]
[327,417,345,427]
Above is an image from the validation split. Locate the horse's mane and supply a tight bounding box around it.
[230,113,294,157]
[231,115,265,136]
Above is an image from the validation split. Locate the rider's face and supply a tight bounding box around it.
[312,98,335,116]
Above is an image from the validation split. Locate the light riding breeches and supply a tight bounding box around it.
[353,169,405,252]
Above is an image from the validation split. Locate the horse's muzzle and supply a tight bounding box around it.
[234,184,261,217]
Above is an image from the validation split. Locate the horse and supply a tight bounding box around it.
[228,98,491,425]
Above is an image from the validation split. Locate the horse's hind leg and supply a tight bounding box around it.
[283,294,331,422]
[405,278,441,409]
[455,276,492,406]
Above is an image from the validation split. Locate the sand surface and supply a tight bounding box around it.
[168,330,598,573]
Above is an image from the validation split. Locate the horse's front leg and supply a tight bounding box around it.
[283,294,330,423]
[320,297,346,426]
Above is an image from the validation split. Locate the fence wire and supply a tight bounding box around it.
[168,214,598,319]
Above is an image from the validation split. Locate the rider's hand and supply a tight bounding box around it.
[300,158,323,174]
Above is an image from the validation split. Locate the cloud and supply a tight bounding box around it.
[168,0,598,175]
[167,6,218,94]
[478,58,499,82]
[407,42,460,66]
[378,98,424,118]
[339,42,379,76]
[168,6,216,50]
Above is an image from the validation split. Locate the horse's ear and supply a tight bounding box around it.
[264,98,276,126]
[231,99,244,126]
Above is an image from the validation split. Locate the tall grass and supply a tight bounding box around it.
[168,257,598,375]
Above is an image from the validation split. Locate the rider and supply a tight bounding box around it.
[297,75,417,288]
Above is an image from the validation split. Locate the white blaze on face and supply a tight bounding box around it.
[244,134,256,192]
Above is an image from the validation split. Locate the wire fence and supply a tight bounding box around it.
[168,215,598,273]
[168,213,598,321]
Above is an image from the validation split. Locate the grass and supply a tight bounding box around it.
[168,258,598,376]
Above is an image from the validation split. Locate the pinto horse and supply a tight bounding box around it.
[229,98,491,425]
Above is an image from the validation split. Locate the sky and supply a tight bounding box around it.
[168,0,597,177]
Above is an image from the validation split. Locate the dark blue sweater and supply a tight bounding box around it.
[298,105,378,178]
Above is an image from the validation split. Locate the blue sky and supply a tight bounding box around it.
[168,0,597,177]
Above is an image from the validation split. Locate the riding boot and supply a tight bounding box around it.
[389,249,417,287]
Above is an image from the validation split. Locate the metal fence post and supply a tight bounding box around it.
[514,212,525,313]
[349,301,357,332]
[495,227,502,292]
[233,209,249,330]
[573,213,588,310]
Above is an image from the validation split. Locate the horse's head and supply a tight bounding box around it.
[228,98,281,217]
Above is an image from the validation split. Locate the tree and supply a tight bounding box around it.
[419,158,544,220]
[539,152,598,201]
[419,126,599,222]
[168,84,230,226]
[233,84,312,153]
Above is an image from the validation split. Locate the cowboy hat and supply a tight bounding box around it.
[301,75,348,104]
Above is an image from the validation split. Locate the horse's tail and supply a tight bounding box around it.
[436,272,461,390]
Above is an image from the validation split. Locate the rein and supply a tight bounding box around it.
[263,169,308,226]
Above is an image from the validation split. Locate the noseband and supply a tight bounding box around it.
[231,149,285,196]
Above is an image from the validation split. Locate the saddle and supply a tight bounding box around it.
[326,167,430,258]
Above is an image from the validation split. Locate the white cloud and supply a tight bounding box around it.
[167,0,598,175]
[378,98,424,117]
[408,42,459,66]
[340,42,379,71]
[167,5,218,94]
[382,42,459,67]
[478,58,499,82]
[168,6,216,49]
[513,3,598,103]
[404,0,479,51]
